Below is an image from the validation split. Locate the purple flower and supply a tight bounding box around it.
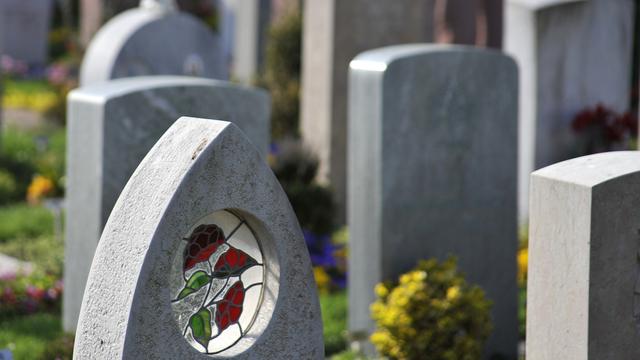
[269,143,280,156]
[25,285,45,300]
[46,63,69,85]
[21,298,38,314]
[303,230,339,267]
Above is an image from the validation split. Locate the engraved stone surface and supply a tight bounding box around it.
[74,118,323,359]
[79,0,227,86]
[348,44,518,359]
[528,151,640,359]
[64,76,270,332]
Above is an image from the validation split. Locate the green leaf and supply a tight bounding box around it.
[176,271,211,300]
[189,308,212,348]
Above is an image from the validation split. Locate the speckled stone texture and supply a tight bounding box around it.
[505,0,634,223]
[348,44,518,359]
[74,118,323,359]
[79,1,226,86]
[528,151,640,359]
[64,76,270,332]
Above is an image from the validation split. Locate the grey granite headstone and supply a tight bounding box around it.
[528,151,640,359]
[300,0,435,223]
[348,44,518,359]
[74,117,323,359]
[504,0,634,222]
[79,0,227,86]
[64,76,270,332]
[0,0,53,65]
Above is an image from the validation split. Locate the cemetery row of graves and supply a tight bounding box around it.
[1,0,639,359]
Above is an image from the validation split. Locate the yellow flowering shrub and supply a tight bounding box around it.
[314,266,332,295]
[370,257,492,360]
[26,175,55,204]
[517,247,528,287]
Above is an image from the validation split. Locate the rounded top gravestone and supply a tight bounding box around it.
[74,118,323,359]
[79,0,227,86]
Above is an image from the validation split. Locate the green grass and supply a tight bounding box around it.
[0,204,54,244]
[0,235,62,276]
[320,290,348,356]
[0,313,63,360]
[519,287,527,339]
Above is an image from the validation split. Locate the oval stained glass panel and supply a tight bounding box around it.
[170,210,265,355]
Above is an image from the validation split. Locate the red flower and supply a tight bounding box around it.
[212,247,258,279]
[214,281,245,331]
[184,224,226,271]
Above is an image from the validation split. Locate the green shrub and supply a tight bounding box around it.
[0,127,66,201]
[370,257,492,360]
[0,204,54,243]
[258,10,302,139]
[0,313,63,360]
[0,170,18,204]
[37,333,74,360]
[270,140,334,235]
[320,291,348,356]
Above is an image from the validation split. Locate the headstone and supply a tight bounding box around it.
[64,76,270,332]
[80,0,104,46]
[74,118,323,358]
[232,0,271,83]
[504,0,634,222]
[528,151,640,359]
[348,44,518,358]
[0,0,53,65]
[300,0,435,222]
[79,0,227,86]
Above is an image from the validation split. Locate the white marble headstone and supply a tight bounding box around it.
[74,118,323,359]
[528,151,640,359]
[80,0,227,86]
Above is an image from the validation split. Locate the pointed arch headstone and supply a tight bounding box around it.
[74,118,323,359]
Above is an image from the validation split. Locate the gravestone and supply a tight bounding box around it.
[504,0,634,222]
[300,0,435,222]
[348,44,518,358]
[232,0,271,83]
[80,0,227,86]
[74,118,323,358]
[528,151,640,359]
[64,76,270,332]
[0,0,53,65]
